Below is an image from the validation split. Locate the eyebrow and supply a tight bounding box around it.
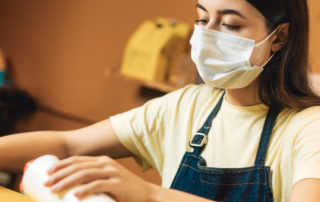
[218,9,246,19]
[196,3,246,19]
[196,3,207,11]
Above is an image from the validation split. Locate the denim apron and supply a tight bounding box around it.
[170,93,280,202]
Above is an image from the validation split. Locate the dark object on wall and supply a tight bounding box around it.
[0,86,37,189]
[0,86,37,136]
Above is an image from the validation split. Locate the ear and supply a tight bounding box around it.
[271,23,290,53]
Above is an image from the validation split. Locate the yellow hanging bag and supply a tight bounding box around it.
[120,18,191,83]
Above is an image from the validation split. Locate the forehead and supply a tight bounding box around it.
[197,0,264,20]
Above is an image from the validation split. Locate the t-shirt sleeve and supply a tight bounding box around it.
[109,86,193,171]
[292,108,320,186]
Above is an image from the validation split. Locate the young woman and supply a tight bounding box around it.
[1,0,320,201]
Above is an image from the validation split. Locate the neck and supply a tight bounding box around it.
[225,80,262,106]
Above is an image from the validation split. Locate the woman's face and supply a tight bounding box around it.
[196,0,276,66]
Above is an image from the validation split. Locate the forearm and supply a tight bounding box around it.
[149,184,216,202]
[0,131,69,172]
[64,119,132,159]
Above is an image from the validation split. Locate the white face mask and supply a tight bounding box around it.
[190,25,278,89]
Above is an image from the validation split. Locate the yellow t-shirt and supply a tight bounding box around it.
[110,84,320,202]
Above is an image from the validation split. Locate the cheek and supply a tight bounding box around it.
[249,43,273,67]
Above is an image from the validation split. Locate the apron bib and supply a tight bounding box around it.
[170,92,280,202]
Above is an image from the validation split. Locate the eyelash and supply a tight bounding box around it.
[222,23,240,30]
[195,19,241,30]
[195,19,208,25]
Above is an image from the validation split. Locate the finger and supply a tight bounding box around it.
[47,156,97,174]
[51,168,114,193]
[45,161,106,186]
[73,179,117,199]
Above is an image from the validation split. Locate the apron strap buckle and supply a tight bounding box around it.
[190,133,208,148]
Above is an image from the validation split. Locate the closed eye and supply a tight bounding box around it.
[195,19,209,25]
[222,23,240,30]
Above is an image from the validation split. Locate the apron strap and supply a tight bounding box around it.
[254,106,281,167]
[190,91,225,154]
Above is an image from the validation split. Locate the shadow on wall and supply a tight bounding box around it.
[0,51,38,136]
[0,86,37,136]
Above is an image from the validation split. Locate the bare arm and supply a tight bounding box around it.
[0,119,131,172]
[149,185,216,202]
[289,179,320,202]
[64,119,131,158]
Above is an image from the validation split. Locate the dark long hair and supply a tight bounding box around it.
[248,0,320,109]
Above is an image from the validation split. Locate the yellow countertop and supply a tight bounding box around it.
[0,186,34,202]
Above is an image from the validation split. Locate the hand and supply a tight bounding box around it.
[44,156,155,202]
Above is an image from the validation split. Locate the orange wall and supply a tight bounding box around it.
[0,0,196,185]
[0,0,319,185]
[309,0,320,73]
[0,0,196,123]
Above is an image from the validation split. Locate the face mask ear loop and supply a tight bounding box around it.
[260,53,275,68]
[254,25,281,47]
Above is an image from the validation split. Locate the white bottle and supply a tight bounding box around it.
[21,155,116,202]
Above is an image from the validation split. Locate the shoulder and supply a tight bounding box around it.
[135,84,224,126]
[275,106,320,143]
[112,84,223,121]
[164,84,223,104]
[146,84,223,111]
[282,106,320,150]
[291,106,320,125]
[279,106,320,127]
[168,84,221,98]
[286,106,320,186]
